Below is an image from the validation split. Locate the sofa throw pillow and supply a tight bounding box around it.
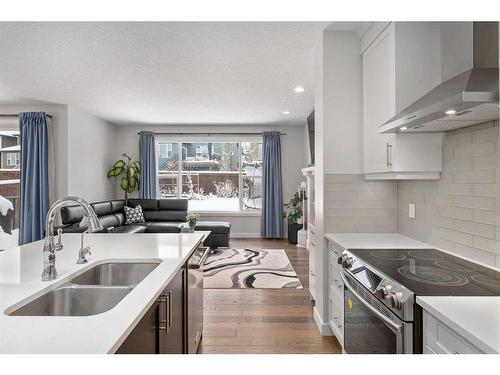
[124,205,145,224]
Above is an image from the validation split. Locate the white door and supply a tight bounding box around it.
[363,24,396,173]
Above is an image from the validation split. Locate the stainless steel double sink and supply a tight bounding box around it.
[8,261,161,317]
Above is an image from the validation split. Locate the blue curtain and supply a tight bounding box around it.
[19,112,50,245]
[261,131,284,238]
[139,131,157,199]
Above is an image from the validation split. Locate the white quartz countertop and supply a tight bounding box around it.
[324,233,434,249]
[417,296,500,354]
[0,232,205,354]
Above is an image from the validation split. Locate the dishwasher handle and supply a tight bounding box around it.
[188,247,211,269]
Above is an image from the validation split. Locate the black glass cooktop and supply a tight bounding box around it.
[348,248,500,296]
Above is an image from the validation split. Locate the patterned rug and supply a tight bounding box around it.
[203,248,303,289]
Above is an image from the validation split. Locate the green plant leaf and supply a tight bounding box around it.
[114,160,125,169]
[120,177,129,191]
[107,166,123,177]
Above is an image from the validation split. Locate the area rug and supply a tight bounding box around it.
[203,248,303,289]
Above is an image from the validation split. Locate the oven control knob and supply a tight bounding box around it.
[337,254,348,265]
[342,256,354,269]
[375,284,392,299]
[385,292,402,310]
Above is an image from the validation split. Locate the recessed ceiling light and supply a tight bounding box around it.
[294,86,305,93]
[400,126,408,131]
[282,111,291,115]
[445,109,457,115]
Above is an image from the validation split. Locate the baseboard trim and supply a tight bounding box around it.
[231,233,262,239]
[313,307,333,336]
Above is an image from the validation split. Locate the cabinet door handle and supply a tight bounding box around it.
[158,295,169,334]
[167,291,172,329]
[386,143,393,168]
[310,241,316,247]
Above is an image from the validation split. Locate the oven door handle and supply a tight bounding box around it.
[340,271,402,333]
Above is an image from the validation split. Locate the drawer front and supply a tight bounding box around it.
[327,240,343,257]
[424,312,482,354]
[329,293,343,330]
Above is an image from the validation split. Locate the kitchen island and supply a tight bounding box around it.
[0,232,206,354]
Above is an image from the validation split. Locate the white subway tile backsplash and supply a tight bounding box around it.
[452,195,495,210]
[433,227,473,247]
[453,219,496,239]
[325,199,397,209]
[472,184,500,197]
[472,236,500,255]
[438,183,473,195]
[443,158,472,171]
[472,209,500,226]
[397,121,500,266]
[453,142,495,159]
[453,169,495,184]
[325,174,397,233]
[358,190,397,201]
[473,156,499,170]
[438,206,473,220]
[452,244,496,265]
[471,126,500,144]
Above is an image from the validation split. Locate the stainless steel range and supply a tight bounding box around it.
[338,248,500,354]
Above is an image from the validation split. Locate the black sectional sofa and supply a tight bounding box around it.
[57,198,231,249]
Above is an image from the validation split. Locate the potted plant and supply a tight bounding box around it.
[107,153,141,203]
[186,212,200,233]
[283,191,305,244]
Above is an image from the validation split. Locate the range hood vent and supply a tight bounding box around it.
[380,22,499,133]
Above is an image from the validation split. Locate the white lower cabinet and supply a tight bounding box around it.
[326,239,344,346]
[423,311,483,354]
[308,224,316,301]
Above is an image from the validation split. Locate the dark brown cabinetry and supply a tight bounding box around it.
[116,243,208,355]
[116,298,160,354]
[116,268,185,354]
[159,268,185,354]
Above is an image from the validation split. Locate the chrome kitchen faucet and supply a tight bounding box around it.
[42,196,103,281]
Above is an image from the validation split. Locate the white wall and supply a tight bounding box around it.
[0,102,69,201]
[0,103,118,203]
[321,32,364,175]
[67,107,118,202]
[314,30,364,333]
[113,123,307,237]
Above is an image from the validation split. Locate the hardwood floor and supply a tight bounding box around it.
[200,238,342,354]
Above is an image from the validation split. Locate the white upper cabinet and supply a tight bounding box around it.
[363,24,396,174]
[362,22,444,179]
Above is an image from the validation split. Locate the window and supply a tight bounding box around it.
[158,143,173,158]
[156,140,263,212]
[6,152,19,167]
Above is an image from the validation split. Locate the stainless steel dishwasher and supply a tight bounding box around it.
[186,245,210,354]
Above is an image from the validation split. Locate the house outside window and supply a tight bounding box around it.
[156,139,262,212]
[158,143,173,158]
[6,152,19,167]
[195,145,209,160]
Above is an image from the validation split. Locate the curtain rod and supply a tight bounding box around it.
[0,114,53,119]
[137,132,286,136]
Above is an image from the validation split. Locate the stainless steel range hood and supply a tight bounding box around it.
[380,22,499,133]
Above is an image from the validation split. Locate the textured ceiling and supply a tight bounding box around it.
[0,22,328,126]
